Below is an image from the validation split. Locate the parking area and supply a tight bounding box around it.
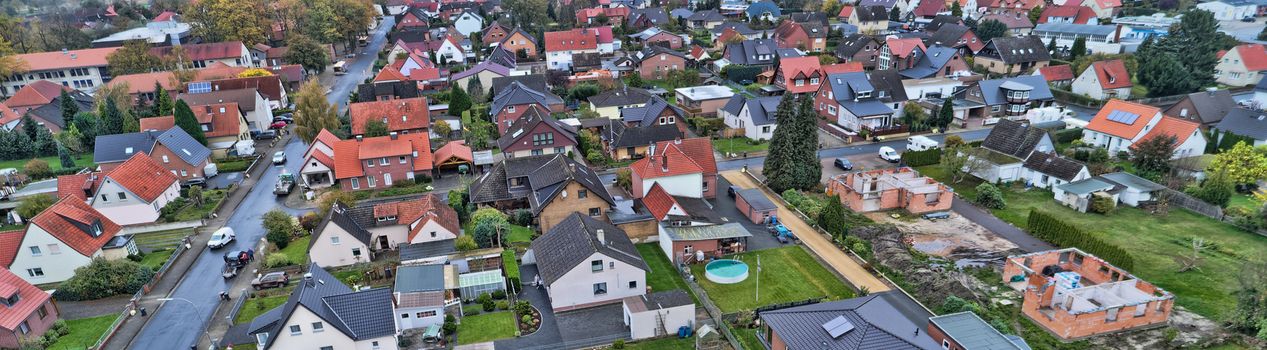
[1219,18,1265,42]
[819,152,900,183]
[714,177,796,251]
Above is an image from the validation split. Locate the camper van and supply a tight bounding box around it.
[906,135,940,152]
[333,61,347,75]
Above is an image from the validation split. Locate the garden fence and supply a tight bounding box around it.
[226,290,251,327]
[1160,188,1224,220]
[90,236,192,349]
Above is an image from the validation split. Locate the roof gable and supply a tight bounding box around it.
[105,152,179,202]
[30,196,121,257]
[1086,99,1162,139]
[529,213,647,284]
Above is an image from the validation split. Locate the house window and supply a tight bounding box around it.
[366,160,375,167]
[312,322,324,333]
[629,281,637,289]
[36,305,47,319]
[368,175,377,188]
[28,246,41,256]
[321,347,333,350]
[942,339,951,349]
[117,192,127,200]
[430,231,437,238]
[593,282,608,295]
[17,321,28,335]
[289,325,302,335]
[418,310,437,317]
[331,236,341,245]
[589,208,601,216]
[508,105,516,113]
[352,248,362,257]
[26,268,43,277]
[47,244,60,255]
[162,155,169,163]
[400,156,407,164]
[380,157,390,165]
[180,170,188,177]
[372,341,381,350]
[592,260,604,272]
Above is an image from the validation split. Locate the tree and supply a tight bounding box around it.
[97,99,126,136]
[188,185,205,207]
[32,127,55,157]
[1207,141,1267,185]
[57,144,75,169]
[316,191,357,218]
[363,119,389,137]
[1186,168,1234,207]
[106,40,163,75]
[1129,134,1177,179]
[976,19,1007,42]
[449,84,473,117]
[0,34,25,78]
[72,112,98,151]
[943,135,965,148]
[764,94,821,192]
[974,183,1006,209]
[433,120,453,139]
[263,209,295,249]
[941,145,987,183]
[471,208,509,248]
[950,2,962,17]
[51,258,154,301]
[889,6,900,21]
[151,82,173,117]
[59,90,79,127]
[821,0,840,15]
[237,68,273,77]
[1069,37,1087,61]
[294,79,342,143]
[568,84,600,101]
[1028,6,1043,24]
[448,189,470,224]
[936,98,954,130]
[15,194,54,219]
[455,235,479,251]
[1230,261,1267,338]
[901,102,928,132]
[173,100,208,145]
[1137,50,1195,97]
[19,114,38,142]
[285,35,331,75]
[1047,37,1057,56]
[185,0,270,45]
[467,76,486,103]
[817,197,849,239]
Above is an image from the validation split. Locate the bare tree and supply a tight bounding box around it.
[1173,237,1206,272]
[940,145,991,183]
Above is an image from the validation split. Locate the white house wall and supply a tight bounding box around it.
[407,219,458,244]
[10,225,96,284]
[310,223,371,268]
[640,173,704,198]
[546,252,646,311]
[396,304,446,330]
[90,177,179,226]
[624,303,695,340]
[266,305,399,350]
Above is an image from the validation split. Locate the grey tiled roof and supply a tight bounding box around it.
[620,96,685,126]
[26,91,92,130]
[491,75,547,96]
[256,264,397,349]
[311,203,373,247]
[639,45,688,62]
[630,7,670,25]
[395,264,447,293]
[710,22,759,36]
[981,119,1049,159]
[1023,151,1086,182]
[791,12,829,26]
[722,95,781,126]
[589,87,653,108]
[469,154,613,209]
[530,213,647,284]
[835,34,881,59]
[1213,108,1267,140]
[490,81,563,116]
[606,122,683,148]
[927,24,971,48]
[357,81,421,102]
[323,288,397,340]
[495,106,577,150]
[856,5,889,22]
[972,75,1053,105]
[725,39,779,66]
[899,45,960,79]
[929,312,1025,350]
[400,239,457,261]
[526,155,614,213]
[978,36,1050,64]
[759,292,940,350]
[925,15,964,31]
[1169,90,1236,125]
[688,10,726,22]
[93,128,211,166]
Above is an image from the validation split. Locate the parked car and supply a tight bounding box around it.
[833,158,853,171]
[727,186,739,198]
[1243,16,1256,22]
[273,115,293,123]
[879,146,901,163]
[922,211,951,221]
[222,249,254,279]
[269,121,288,130]
[252,130,277,140]
[252,271,290,290]
[272,151,286,165]
[208,227,235,249]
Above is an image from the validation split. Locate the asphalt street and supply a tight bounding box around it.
[327,17,395,112]
[128,17,393,350]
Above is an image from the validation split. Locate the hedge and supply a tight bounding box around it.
[1026,209,1134,270]
[1052,128,1084,144]
[901,148,942,167]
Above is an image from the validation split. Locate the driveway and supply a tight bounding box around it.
[494,265,631,350]
[711,177,787,251]
[494,265,562,349]
[949,197,1053,253]
[205,171,244,190]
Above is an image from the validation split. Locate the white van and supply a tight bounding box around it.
[907,135,940,152]
[879,146,901,163]
[333,61,347,75]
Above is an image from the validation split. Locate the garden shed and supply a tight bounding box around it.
[622,290,696,340]
[458,269,506,299]
[658,223,753,264]
[734,188,777,224]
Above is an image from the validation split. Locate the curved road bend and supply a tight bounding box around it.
[129,16,394,350]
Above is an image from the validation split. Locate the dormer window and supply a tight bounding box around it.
[0,292,19,307]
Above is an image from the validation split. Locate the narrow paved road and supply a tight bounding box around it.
[327,16,395,111]
[721,171,891,293]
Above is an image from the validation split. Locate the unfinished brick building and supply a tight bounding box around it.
[825,167,953,214]
[1003,248,1174,340]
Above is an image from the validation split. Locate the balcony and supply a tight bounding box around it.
[1005,95,1030,104]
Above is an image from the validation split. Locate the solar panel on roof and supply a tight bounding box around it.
[188,81,211,94]
[822,315,856,338]
[1105,110,1140,124]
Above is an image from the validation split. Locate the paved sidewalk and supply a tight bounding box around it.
[101,133,294,350]
[720,170,891,293]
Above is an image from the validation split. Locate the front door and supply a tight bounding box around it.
[378,236,390,250]
[384,173,393,186]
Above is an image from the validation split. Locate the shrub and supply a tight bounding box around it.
[510,209,533,226]
[492,289,507,299]
[23,159,51,179]
[515,300,532,315]
[496,300,510,310]
[263,209,295,249]
[613,339,625,349]
[15,194,55,220]
[52,258,155,301]
[442,319,458,334]
[474,220,509,248]
[1027,209,1134,270]
[299,213,321,232]
[1088,193,1116,214]
[973,183,1006,209]
[482,298,496,312]
[1052,128,1084,143]
[522,314,533,324]
[455,235,479,251]
[900,148,942,167]
[265,254,293,268]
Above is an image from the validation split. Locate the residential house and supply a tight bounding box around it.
[152,41,254,68]
[1082,99,1207,158]
[0,82,93,133]
[195,75,290,110]
[723,39,780,69]
[57,153,181,226]
[814,70,909,134]
[1036,65,1076,88]
[1033,23,1127,55]
[453,11,484,37]
[620,96,688,134]
[837,5,855,20]
[687,10,726,29]
[911,0,948,24]
[327,132,434,191]
[1197,0,1257,20]
[636,46,688,80]
[859,0,905,13]
[1215,43,1267,87]
[1003,248,1172,339]
[827,167,953,213]
[523,213,647,312]
[834,34,883,69]
[926,24,986,53]
[1113,14,1182,39]
[482,21,512,46]
[773,21,828,53]
[981,13,1035,35]
[878,37,927,71]
[773,56,823,94]
[577,7,631,25]
[397,8,433,30]
[174,102,251,157]
[1023,151,1092,189]
[104,71,181,105]
[710,22,762,47]
[1072,59,1133,100]
[1212,108,1267,146]
[720,95,781,140]
[847,6,890,34]
[928,312,1029,350]
[899,45,971,79]
[545,27,603,70]
[495,105,578,158]
[468,154,614,232]
[178,88,275,131]
[1166,90,1237,126]
[746,0,782,21]
[2,196,122,284]
[310,193,460,264]
[1,47,119,96]
[349,97,431,136]
[974,36,1051,75]
[973,119,1056,183]
[1081,0,1122,19]
[638,182,726,227]
[393,264,453,330]
[925,14,965,31]
[656,222,752,264]
[628,138,718,199]
[901,76,964,100]
[93,128,212,181]
[629,27,684,49]
[674,85,735,117]
[1055,171,1166,208]
[245,264,397,350]
[90,12,191,47]
[604,123,684,160]
[628,8,670,29]
[622,291,696,340]
[670,8,695,21]
[490,81,566,134]
[953,75,1055,119]
[1037,5,1098,24]
[758,292,941,350]
[0,268,58,348]
[689,45,711,62]
[429,35,471,64]
[357,74,423,102]
[307,203,375,267]
[589,87,654,118]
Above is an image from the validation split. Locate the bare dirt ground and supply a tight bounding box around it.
[864,211,1019,257]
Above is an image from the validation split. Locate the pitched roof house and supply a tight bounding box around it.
[495,106,579,159]
[1071,59,1133,100]
[899,45,970,79]
[1215,43,1267,87]
[724,39,780,67]
[603,123,684,160]
[758,292,941,349]
[813,70,909,133]
[0,82,92,133]
[629,138,718,199]
[926,24,985,53]
[92,128,213,181]
[1036,65,1075,87]
[773,21,828,53]
[348,97,431,136]
[973,119,1056,183]
[246,264,397,349]
[1213,108,1267,146]
[974,36,1051,75]
[720,94,782,141]
[847,5,889,34]
[3,196,124,284]
[954,75,1054,118]
[588,87,654,118]
[1165,90,1237,126]
[526,213,647,312]
[834,34,882,69]
[1037,5,1097,24]
[468,154,615,232]
[1082,99,1207,158]
[0,268,59,349]
[490,81,566,134]
[774,56,824,94]
[57,152,182,226]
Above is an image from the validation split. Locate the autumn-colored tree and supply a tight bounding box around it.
[185,0,271,46]
[237,68,273,77]
[293,80,342,143]
[107,40,164,75]
[1207,141,1267,185]
[285,35,331,75]
[0,34,25,78]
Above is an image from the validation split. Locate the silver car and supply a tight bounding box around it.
[208,227,235,249]
[272,151,286,165]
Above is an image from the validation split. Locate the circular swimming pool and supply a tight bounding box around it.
[704,259,750,284]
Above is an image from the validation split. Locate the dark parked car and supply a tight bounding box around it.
[253,130,277,140]
[1243,16,1256,22]
[922,211,951,221]
[252,271,290,290]
[727,186,740,198]
[273,115,294,123]
[222,249,254,279]
[834,158,853,171]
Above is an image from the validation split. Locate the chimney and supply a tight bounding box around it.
[303,272,314,287]
[205,106,212,113]
[596,229,606,245]
[661,153,669,172]
[356,135,364,142]
[390,132,399,140]
[70,53,77,60]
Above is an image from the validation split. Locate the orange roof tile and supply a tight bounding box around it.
[1086,99,1162,140]
[12,47,119,71]
[1234,44,1267,71]
[1142,116,1201,146]
[4,81,71,110]
[56,172,102,201]
[885,37,926,59]
[332,133,433,179]
[838,5,854,18]
[1090,59,1132,89]
[192,103,245,138]
[358,138,413,159]
[315,129,340,148]
[630,138,716,179]
[0,267,53,330]
[432,140,473,167]
[29,196,120,257]
[374,65,409,82]
[1038,65,1074,82]
[106,152,179,202]
[823,62,865,74]
[404,194,461,241]
[778,56,823,94]
[641,183,680,221]
[151,41,244,61]
[139,116,176,131]
[545,28,599,52]
[0,231,23,267]
[349,97,430,135]
[105,71,179,94]
[0,103,18,126]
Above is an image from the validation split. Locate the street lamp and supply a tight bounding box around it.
[157,298,216,350]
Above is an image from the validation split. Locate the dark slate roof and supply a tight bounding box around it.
[1213,107,1267,140]
[255,265,396,349]
[486,45,518,70]
[1023,151,1086,182]
[620,96,685,127]
[687,10,726,22]
[899,45,960,79]
[710,22,760,36]
[496,106,577,150]
[395,264,447,293]
[178,89,261,112]
[979,36,1050,64]
[25,91,92,130]
[925,15,964,31]
[573,52,603,69]
[721,94,781,126]
[746,0,782,18]
[725,39,779,66]
[856,5,889,22]
[736,188,777,211]
[1173,90,1236,125]
[927,24,971,48]
[823,71,907,117]
[635,290,694,310]
[589,86,653,108]
[94,128,211,166]
[972,75,1053,105]
[928,312,1025,350]
[865,69,909,102]
[791,12,829,26]
[639,45,688,61]
[670,8,695,19]
[491,75,548,96]
[400,239,458,261]
[606,122,684,148]
[490,81,564,115]
[530,213,648,284]
[311,203,373,247]
[759,292,940,350]
[630,7,670,25]
[835,34,881,59]
[981,119,1049,159]
[469,154,613,209]
[526,154,614,214]
[357,81,421,102]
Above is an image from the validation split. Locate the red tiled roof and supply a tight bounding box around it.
[151,41,245,61]
[105,71,179,94]
[838,5,854,18]
[1234,44,1267,71]
[1088,0,1121,9]
[406,194,461,241]
[778,56,823,94]
[56,172,102,202]
[432,140,473,167]
[193,62,249,81]
[0,231,23,267]
[1142,116,1201,146]
[885,37,926,59]
[716,28,744,45]
[192,103,245,138]
[545,28,600,52]
[315,129,341,149]
[153,10,177,22]
[332,133,433,179]
[0,268,53,330]
[1038,65,1074,82]
[913,1,945,17]
[201,75,287,103]
[349,97,431,135]
[1087,99,1161,140]
[641,183,680,221]
[594,26,614,44]
[4,81,71,110]
[12,47,119,71]
[690,45,708,60]
[0,103,16,126]
[29,196,120,257]
[139,116,176,132]
[1090,59,1132,89]
[106,152,179,202]
[980,13,1034,29]
[374,66,409,82]
[630,137,716,179]
[823,62,865,74]
[1037,5,1097,24]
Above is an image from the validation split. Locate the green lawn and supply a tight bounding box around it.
[1229,193,1259,211]
[0,154,93,172]
[714,137,770,155]
[235,295,289,324]
[139,249,175,270]
[165,189,227,222]
[506,225,533,243]
[133,228,195,251]
[277,236,311,265]
[457,311,517,344]
[732,327,765,350]
[215,157,254,173]
[689,246,855,313]
[623,336,695,349]
[917,165,1267,319]
[635,244,699,304]
[47,314,117,350]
